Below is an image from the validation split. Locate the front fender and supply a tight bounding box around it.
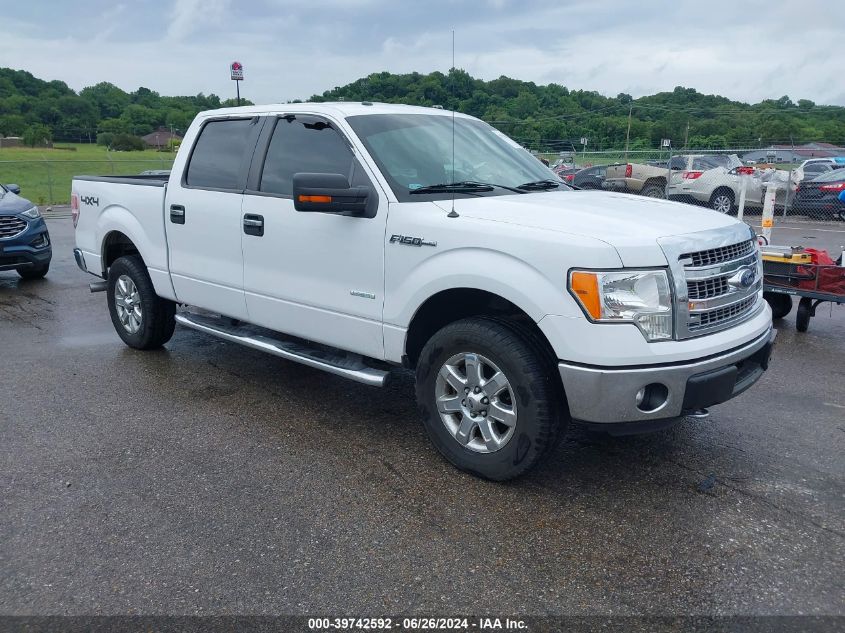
[384,246,582,328]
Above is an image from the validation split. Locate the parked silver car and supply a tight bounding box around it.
[666,154,763,213]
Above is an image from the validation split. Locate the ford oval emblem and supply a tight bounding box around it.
[728,267,756,289]
[739,268,755,288]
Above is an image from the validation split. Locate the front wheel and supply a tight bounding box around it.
[415,317,567,481]
[107,255,175,349]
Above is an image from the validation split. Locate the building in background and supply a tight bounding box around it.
[141,127,183,150]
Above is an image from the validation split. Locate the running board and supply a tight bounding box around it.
[174,312,389,387]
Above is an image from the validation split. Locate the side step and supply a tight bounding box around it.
[174,312,389,387]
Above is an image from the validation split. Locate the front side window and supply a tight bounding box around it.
[260,116,356,196]
[345,113,558,201]
[185,118,255,189]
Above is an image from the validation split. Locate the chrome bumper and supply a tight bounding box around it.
[559,327,776,424]
[73,247,87,273]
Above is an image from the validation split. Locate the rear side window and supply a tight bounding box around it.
[260,115,355,196]
[185,118,255,189]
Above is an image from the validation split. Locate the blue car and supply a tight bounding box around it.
[0,183,52,279]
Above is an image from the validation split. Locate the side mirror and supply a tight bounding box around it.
[292,173,369,217]
[5,184,21,194]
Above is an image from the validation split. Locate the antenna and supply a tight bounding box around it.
[448,29,459,218]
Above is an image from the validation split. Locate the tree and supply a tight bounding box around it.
[110,134,145,151]
[22,123,52,147]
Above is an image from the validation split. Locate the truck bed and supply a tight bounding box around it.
[72,174,169,187]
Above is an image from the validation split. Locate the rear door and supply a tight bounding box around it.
[240,113,387,359]
[165,116,263,319]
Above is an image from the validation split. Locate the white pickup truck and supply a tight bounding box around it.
[72,103,775,480]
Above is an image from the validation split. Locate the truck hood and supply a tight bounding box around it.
[435,190,742,266]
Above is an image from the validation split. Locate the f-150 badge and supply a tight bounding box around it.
[389,234,437,247]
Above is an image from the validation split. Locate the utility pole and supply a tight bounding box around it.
[684,121,690,149]
[624,104,633,161]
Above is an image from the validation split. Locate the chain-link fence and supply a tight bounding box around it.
[0,156,174,206]
[530,145,845,223]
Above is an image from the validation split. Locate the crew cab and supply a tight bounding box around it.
[72,103,775,480]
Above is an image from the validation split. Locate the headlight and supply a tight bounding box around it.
[569,269,673,341]
[21,206,41,219]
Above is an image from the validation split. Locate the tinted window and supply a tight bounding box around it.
[260,116,355,196]
[185,118,255,189]
[813,167,845,182]
[805,163,830,174]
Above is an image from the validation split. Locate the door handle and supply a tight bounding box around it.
[243,213,264,237]
[170,204,185,224]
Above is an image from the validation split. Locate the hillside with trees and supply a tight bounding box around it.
[1,66,843,151]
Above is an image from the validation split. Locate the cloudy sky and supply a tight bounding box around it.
[3,0,843,105]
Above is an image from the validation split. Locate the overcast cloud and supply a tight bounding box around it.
[2,0,842,105]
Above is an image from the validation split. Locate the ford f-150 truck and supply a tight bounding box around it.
[72,103,775,480]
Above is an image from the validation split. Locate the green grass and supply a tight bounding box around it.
[0,143,175,205]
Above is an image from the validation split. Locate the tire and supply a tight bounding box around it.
[415,317,567,481]
[16,264,49,280]
[710,189,735,214]
[796,297,812,333]
[641,184,665,199]
[107,255,176,350]
[764,292,792,320]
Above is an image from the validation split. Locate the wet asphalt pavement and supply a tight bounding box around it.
[1,217,843,617]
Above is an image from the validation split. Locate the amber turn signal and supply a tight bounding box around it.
[569,271,602,320]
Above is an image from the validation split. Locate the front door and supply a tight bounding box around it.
[240,114,387,359]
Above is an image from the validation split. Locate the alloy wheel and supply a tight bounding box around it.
[114,274,143,334]
[434,352,517,453]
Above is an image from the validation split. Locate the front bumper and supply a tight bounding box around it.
[0,218,52,271]
[558,326,776,425]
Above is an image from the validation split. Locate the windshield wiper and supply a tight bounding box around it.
[517,179,564,191]
[409,181,525,195]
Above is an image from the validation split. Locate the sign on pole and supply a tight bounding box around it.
[230,61,244,81]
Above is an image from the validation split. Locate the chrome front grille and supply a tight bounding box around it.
[687,276,729,300]
[681,240,755,267]
[659,226,763,340]
[0,216,27,239]
[688,295,757,331]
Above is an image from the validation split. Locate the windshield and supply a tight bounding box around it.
[690,154,742,170]
[346,113,563,201]
[813,167,845,182]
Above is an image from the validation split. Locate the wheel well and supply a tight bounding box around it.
[711,186,734,201]
[643,177,666,189]
[102,231,141,271]
[404,288,555,368]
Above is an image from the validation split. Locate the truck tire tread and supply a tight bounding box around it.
[107,255,176,350]
[415,317,568,481]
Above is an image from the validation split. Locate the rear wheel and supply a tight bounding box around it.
[641,184,665,199]
[796,297,812,332]
[107,255,175,349]
[16,263,49,280]
[764,292,792,320]
[710,189,735,214]
[415,317,566,481]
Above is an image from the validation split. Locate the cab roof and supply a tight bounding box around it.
[198,101,473,120]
